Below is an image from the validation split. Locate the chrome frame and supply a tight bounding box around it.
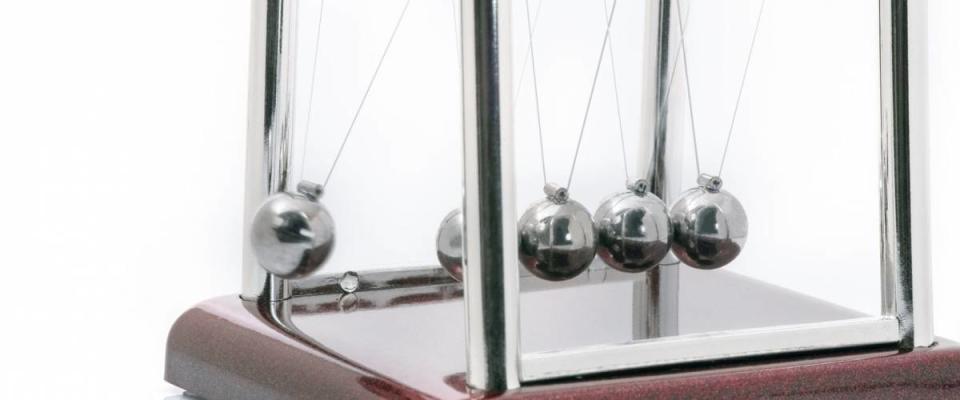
[459,0,521,391]
[522,316,900,382]
[242,0,298,303]
[879,0,933,348]
[511,0,932,382]
[238,0,933,392]
[633,0,681,341]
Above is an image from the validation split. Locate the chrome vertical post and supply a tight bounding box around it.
[905,0,933,349]
[879,0,933,348]
[461,0,521,392]
[633,0,680,340]
[242,0,298,302]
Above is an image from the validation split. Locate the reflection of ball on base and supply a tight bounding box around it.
[518,198,597,281]
[435,208,464,281]
[250,192,335,279]
[669,185,747,270]
[594,190,671,273]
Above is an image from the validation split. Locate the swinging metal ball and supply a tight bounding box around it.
[250,191,335,279]
[518,194,597,281]
[435,208,464,281]
[594,181,672,273]
[669,176,747,270]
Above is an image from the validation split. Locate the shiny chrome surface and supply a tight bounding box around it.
[594,185,671,273]
[669,183,747,270]
[338,271,360,294]
[518,197,597,281]
[289,260,668,300]
[878,0,933,348]
[221,0,932,391]
[168,268,903,400]
[542,182,569,203]
[636,0,680,339]
[294,265,456,297]
[436,208,464,281]
[696,173,723,193]
[288,259,694,300]
[250,192,335,279]
[905,0,933,348]
[521,316,899,382]
[288,266,863,325]
[296,180,324,200]
[242,0,298,301]
[283,269,877,390]
[460,0,521,391]
[510,0,925,381]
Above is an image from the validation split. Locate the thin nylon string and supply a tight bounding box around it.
[601,0,630,183]
[514,0,544,101]
[565,0,618,191]
[655,3,691,150]
[523,0,549,185]
[614,3,690,182]
[525,0,618,191]
[320,0,411,189]
[450,0,461,66]
[676,0,701,176]
[676,0,766,178]
[299,0,326,183]
[718,0,766,176]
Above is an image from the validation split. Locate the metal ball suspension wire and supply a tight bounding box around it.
[523,0,549,186]
[450,0,463,123]
[651,3,691,176]
[600,0,630,182]
[299,0,326,184]
[594,2,681,274]
[718,0,767,176]
[565,0,618,191]
[668,1,761,271]
[299,0,412,190]
[600,0,691,184]
[514,0,544,101]
[524,0,619,190]
[675,0,767,178]
[453,0,543,120]
[450,0,461,68]
[452,0,546,147]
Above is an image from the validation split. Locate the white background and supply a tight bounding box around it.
[0,0,957,398]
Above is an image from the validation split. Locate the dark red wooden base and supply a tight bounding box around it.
[166,293,960,399]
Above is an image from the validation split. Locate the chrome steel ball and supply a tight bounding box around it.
[250,191,335,279]
[669,175,747,270]
[518,190,597,281]
[435,208,464,281]
[594,181,671,273]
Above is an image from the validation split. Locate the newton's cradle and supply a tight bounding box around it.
[165,1,960,398]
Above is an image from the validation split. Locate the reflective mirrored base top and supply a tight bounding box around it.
[166,270,960,399]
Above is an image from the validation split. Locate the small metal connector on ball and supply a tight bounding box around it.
[250,180,335,280]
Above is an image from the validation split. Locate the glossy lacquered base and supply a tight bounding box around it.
[166,272,960,399]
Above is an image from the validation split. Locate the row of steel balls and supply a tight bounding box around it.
[249,176,747,282]
[437,176,748,282]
